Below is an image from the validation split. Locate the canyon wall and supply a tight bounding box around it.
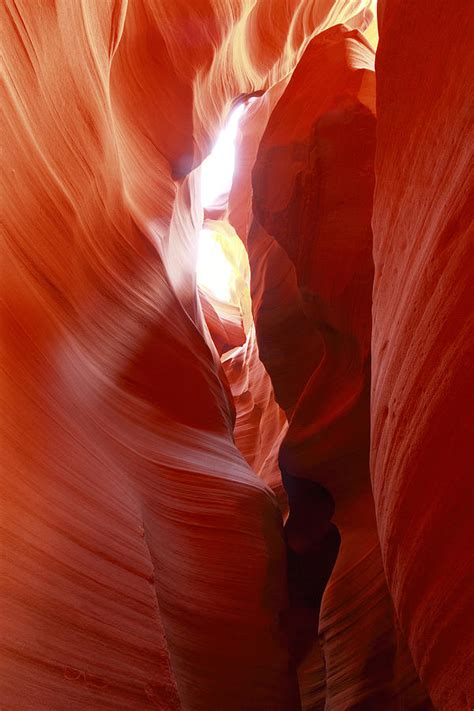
[371,1,474,709]
[245,24,431,710]
[1,0,472,709]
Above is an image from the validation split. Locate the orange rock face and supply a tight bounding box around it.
[1,1,472,710]
[371,2,474,709]
[247,24,432,710]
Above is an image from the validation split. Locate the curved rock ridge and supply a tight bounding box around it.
[199,289,247,355]
[196,219,287,510]
[222,327,289,513]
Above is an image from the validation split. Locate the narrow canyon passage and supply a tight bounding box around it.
[1,2,473,710]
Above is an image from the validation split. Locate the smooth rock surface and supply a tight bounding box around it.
[372,1,474,708]
[1,1,471,709]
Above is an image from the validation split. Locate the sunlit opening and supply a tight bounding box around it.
[197,228,234,302]
[364,0,379,49]
[197,222,253,341]
[197,99,255,307]
[200,102,246,209]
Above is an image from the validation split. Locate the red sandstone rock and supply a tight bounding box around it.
[199,289,247,355]
[222,327,289,513]
[371,1,474,708]
[1,0,471,709]
[248,24,432,709]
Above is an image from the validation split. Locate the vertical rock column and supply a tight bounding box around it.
[372,2,474,709]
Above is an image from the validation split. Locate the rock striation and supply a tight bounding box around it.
[1,1,472,709]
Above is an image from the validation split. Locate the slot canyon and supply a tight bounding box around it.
[1,1,473,709]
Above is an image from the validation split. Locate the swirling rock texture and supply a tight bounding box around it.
[196,221,288,510]
[1,2,472,711]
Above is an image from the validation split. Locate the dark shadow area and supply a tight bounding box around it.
[281,468,340,665]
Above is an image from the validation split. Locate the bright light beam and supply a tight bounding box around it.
[200,103,246,209]
[198,100,256,301]
[197,229,234,302]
